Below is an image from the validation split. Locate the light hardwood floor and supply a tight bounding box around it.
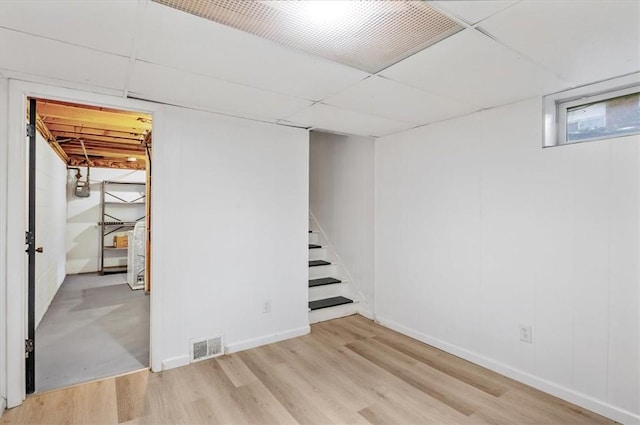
[0,315,613,425]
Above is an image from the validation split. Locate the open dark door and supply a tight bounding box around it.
[25,97,37,394]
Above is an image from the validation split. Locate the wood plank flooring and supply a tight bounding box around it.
[0,315,614,425]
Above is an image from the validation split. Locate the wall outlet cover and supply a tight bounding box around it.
[263,300,272,314]
[520,324,533,344]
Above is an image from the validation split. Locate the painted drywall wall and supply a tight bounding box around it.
[152,105,309,369]
[375,97,639,423]
[309,131,375,311]
[0,76,8,414]
[66,168,145,274]
[34,131,67,327]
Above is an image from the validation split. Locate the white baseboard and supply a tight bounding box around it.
[226,326,310,354]
[376,316,640,425]
[161,355,190,371]
[357,306,374,320]
[160,326,310,371]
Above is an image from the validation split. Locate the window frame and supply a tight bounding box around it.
[543,73,640,147]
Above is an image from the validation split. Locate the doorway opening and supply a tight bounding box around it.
[26,97,153,393]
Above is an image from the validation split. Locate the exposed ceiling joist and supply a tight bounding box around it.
[45,123,145,139]
[34,98,152,170]
[55,132,144,146]
[62,146,145,157]
[35,113,69,164]
[67,156,146,170]
[40,117,150,134]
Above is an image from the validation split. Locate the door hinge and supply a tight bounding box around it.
[25,230,34,246]
[26,123,35,138]
[25,339,34,357]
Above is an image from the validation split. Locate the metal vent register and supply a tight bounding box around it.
[191,336,224,362]
[151,0,463,73]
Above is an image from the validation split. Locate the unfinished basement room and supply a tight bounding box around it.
[0,0,638,424]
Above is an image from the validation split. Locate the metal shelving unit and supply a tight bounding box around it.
[99,181,146,275]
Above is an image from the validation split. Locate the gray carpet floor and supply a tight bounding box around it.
[35,273,149,392]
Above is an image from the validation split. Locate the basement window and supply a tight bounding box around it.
[543,74,640,147]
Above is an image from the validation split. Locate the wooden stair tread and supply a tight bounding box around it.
[309,296,353,311]
[309,260,331,267]
[309,244,322,249]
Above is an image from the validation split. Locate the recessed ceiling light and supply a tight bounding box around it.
[152,0,463,73]
[300,1,352,25]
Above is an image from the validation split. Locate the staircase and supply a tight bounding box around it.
[308,223,363,324]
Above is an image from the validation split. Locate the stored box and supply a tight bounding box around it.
[114,235,128,248]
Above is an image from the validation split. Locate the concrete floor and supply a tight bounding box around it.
[35,273,149,393]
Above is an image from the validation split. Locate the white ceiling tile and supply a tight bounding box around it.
[136,2,369,101]
[0,29,129,91]
[429,1,519,25]
[480,0,640,86]
[322,75,479,125]
[0,0,139,56]
[285,103,415,137]
[380,28,569,109]
[129,61,313,122]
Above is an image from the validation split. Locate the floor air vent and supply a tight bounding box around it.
[191,336,223,362]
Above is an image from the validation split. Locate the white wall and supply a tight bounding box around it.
[309,131,375,310]
[375,97,639,423]
[152,105,309,369]
[0,76,8,414]
[66,168,145,274]
[34,132,66,327]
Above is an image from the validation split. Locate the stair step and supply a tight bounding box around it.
[309,296,353,311]
[309,277,342,287]
[309,260,331,267]
[309,244,322,249]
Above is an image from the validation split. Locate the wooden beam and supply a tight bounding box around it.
[42,116,149,134]
[37,102,151,132]
[63,141,145,152]
[63,146,145,157]
[52,131,144,146]
[68,156,146,170]
[45,123,146,139]
[63,148,146,159]
[33,113,69,164]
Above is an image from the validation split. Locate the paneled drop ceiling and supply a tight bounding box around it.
[1,0,639,138]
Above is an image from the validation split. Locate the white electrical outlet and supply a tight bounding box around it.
[520,324,533,343]
[263,300,271,314]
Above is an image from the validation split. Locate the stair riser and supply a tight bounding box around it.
[308,233,319,245]
[308,264,338,279]
[308,248,328,261]
[309,283,346,301]
[309,303,358,324]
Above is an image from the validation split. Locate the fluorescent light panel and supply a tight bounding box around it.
[151,0,463,73]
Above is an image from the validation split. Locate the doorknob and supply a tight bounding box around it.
[35,247,43,253]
